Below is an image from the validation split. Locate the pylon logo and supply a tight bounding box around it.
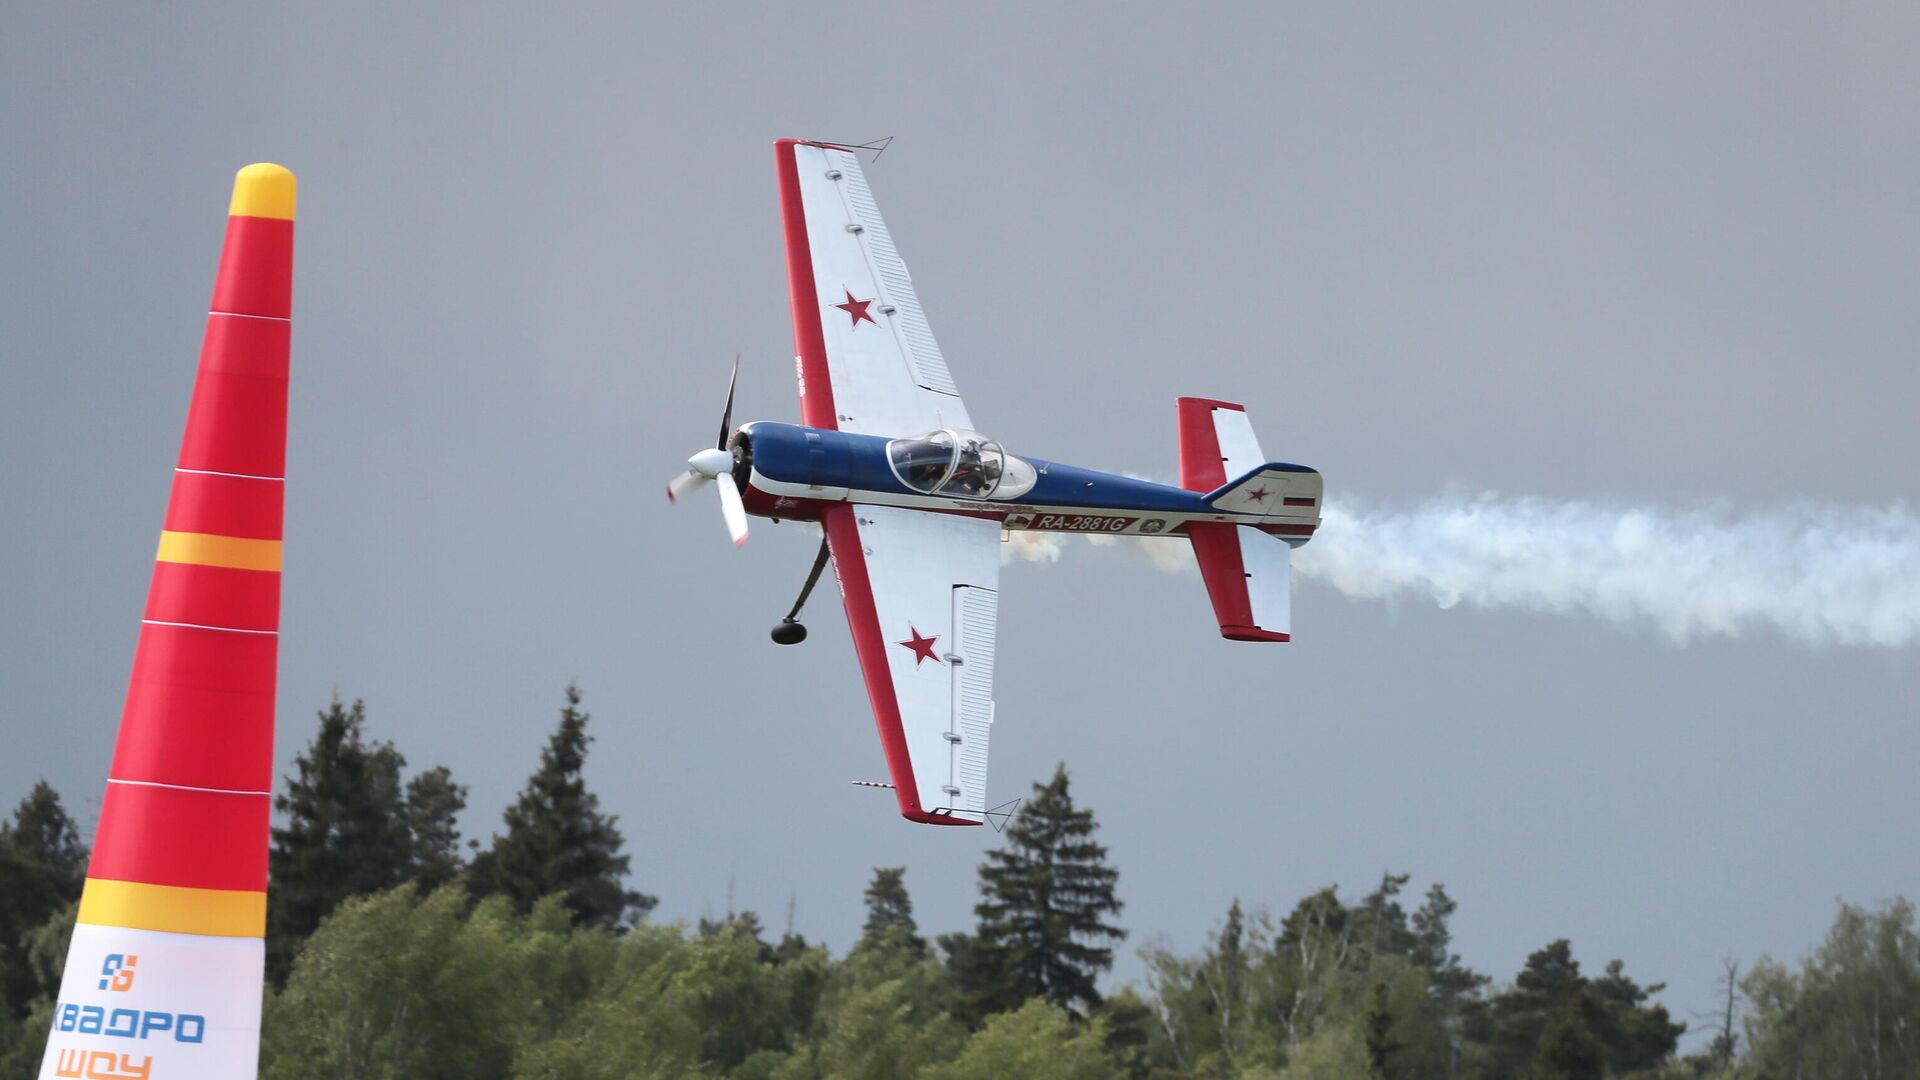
[96,955,138,993]
[53,1048,152,1078]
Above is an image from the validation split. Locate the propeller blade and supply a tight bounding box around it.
[715,472,749,547]
[716,353,739,451]
[666,469,709,504]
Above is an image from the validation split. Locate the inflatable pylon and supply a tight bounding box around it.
[40,163,294,1080]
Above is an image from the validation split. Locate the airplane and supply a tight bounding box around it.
[668,139,1322,827]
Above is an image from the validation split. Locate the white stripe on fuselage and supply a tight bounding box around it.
[747,472,1257,537]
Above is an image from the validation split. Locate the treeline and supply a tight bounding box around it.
[0,687,1915,1078]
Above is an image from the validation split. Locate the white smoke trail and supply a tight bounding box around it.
[1292,496,1920,647]
[1002,530,1066,563]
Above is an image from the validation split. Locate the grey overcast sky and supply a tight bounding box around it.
[4,2,1916,1045]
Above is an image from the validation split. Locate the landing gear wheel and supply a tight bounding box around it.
[771,620,808,645]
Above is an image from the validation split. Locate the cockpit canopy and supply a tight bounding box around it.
[886,429,1037,500]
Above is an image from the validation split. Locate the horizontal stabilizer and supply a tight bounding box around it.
[1189,523,1294,642]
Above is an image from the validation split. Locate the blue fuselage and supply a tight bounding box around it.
[735,421,1306,538]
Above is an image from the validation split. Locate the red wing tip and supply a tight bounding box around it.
[778,137,881,154]
[733,534,748,548]
[1222,626,1291,643]
[1177,396,1247,413]
[902,809,984,827]
[665,486,676,504]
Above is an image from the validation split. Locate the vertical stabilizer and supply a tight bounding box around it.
[40,164,294,1080]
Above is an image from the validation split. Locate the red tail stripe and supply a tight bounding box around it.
[1175,396,1241,492]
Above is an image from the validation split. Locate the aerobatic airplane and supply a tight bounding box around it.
[668,139,1322,828]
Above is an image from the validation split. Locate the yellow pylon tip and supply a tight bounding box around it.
[229,163,296,221]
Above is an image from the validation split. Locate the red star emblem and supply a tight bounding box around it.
[1245,487,1271,503]
[834,288,878,329]
[897,625,941,666]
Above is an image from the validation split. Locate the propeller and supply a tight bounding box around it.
[667,356,749,547]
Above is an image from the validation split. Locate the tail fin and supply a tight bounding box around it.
[1176,398,1317,643]
[1206,464,1322,523]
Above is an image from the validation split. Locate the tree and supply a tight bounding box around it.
[856,867,926,959]
[1587,957,1686,1073]
[804,978,965,1080]
[1701,956,1741,1068]
[0,900,76,1077]
[405,765,468,890]
[1365,979,1401,1078]
[861,868,919,944]
[0,782,86,1017]
[1093,988,1157,1080]
[471,685,654,929]
[1355,872,1417,971]
[267,696,468,983]
[1741,897,1920,1078]
[1274,886,1358,1052]
[515,916,826,1078]
[1140,898,1262,1073]
[1409,882,1485,1078]
[1525,1004,1603,1080]
[959,763,1124,1018]
[267,697,414,982]
[922,999,1116,1080]
[1464,939,1681,1079]
[263,886,614,1080]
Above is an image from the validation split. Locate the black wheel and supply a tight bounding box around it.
[771,621,808,645]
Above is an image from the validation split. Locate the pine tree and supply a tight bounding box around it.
[0,783,86,1017]
[267,697,414,982]
[1410,882,1485,1077]
[1526,1004,1604,1080]
[858,867,926,957]
[404,765,468,890]
[1355,871,1416,969]
[471,685,653,929]
[962,763,1124,1016]
[1209,898,1251,1061]
[1470,939,1681,1078]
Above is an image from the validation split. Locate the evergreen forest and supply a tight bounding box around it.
[1,687,1914,1079]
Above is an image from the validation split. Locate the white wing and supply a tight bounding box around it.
[777,139,972,438]
[820,504,1000,824]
